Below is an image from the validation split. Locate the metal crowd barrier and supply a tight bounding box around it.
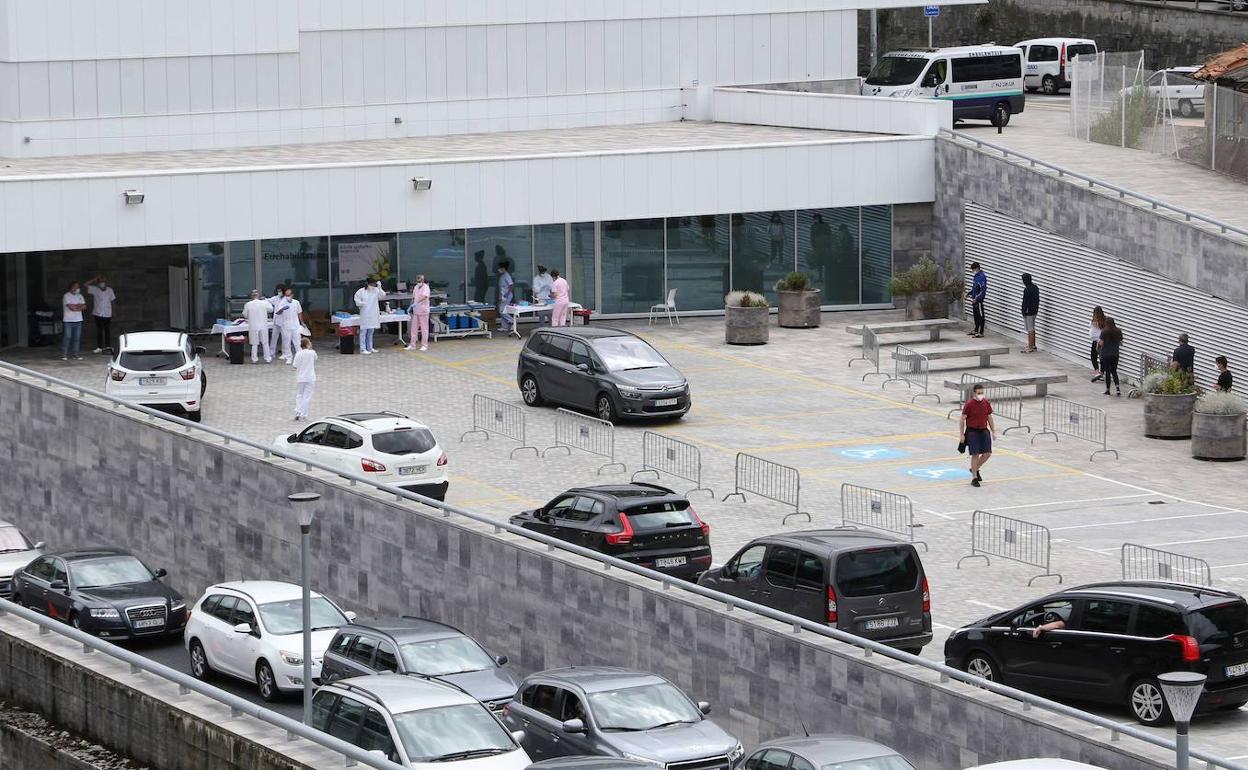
[1128,351,1172,397]
[945,373,1030,434]
[722,452,810,524]
[882,345,940,404]
[1031,396,1119,460]
[1121,543,1213,586]
[543,408,626,475]
[957,510,1063,586]
[853,328,890,382]
[838,483,927,551]
[460,394,539,458]
[631,431,713,496]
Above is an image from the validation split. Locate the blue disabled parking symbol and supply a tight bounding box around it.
[903,466,971,481]
[839,447,910,461]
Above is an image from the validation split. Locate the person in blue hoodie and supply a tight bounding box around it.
[1020,273,1039,352]
[967,262,987,338]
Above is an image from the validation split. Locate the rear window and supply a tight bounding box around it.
[626,501,692,530]
[1028,45,1058,62]
[835,547,920,597]
[371,429,437,455]
[1188,601,1248,645]
[1066,44,1096,60]
[119,351,186,371]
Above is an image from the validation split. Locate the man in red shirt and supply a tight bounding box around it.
[959,383,996,487]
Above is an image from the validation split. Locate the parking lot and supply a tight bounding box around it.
[8,310,1248,754]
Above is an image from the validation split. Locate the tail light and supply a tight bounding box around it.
[361,458,387,472]
[921,576,931,613]
[826,585,838,624]
[109,367,126,382]
[1167,634,1201,662]
[179,367,196,381]
[436,452,448,467]
[605,513,635,546]
[689,507,710,539]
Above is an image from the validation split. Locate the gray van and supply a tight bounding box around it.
[698,530,932,652]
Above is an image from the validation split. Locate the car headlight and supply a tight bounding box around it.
[891,88,915,99]
[616,385,642,399]
[279,651,304,666]
[730,743,745,763]
[89,608,120,619]
[620,753,664,767]
[170,601,186,613]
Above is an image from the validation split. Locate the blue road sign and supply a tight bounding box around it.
[923,5,940,17]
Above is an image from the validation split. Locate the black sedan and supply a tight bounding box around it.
[510,484,712,581]
[11,547,187,641]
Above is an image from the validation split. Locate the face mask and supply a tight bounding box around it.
[974,394,985,401]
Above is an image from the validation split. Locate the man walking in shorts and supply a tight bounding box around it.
[959,383,996,487]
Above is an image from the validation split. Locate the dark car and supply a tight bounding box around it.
[320,617,520,711]
[517,327,690,422]
[943,581,1248,726]
[698,530,932,653]
[744,734,917,770]
[510,484,712,581]
[11,548,186,641]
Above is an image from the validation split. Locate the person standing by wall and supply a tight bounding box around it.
[497,261,515,333]
[60,281,87,361]
[1215,356,1233,393]
[292,337,317,421]
[406,275,431,352]
[1089,306,1106,382]
[353,277,383,355]
[1099,317,1124,397]
[967,262,987,338]
[1020,273,1039,353]
[243,290,274,364]
[1170,333,1196,380]
[84,275,116,354]
[959,383,996,488]
[550,269,571,327]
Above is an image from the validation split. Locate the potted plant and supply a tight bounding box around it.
[724,290,769,345]
[888,257,959,320]
[774,272,821,329]
[1141,370,1199,439]
[1191,391,1246,461]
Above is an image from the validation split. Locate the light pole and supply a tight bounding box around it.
[1158,671,1206,770]
[289,491,321,725]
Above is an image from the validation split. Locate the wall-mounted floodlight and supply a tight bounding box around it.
[122,190,145,204]
[411,177,432,191]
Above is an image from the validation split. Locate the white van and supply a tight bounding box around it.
[861,45,1025,126]
[1014,37,1097,94]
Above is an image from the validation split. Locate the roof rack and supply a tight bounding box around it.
[332,679,386,705]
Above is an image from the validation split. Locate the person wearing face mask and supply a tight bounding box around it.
[275,287,304,363]
[959,383,995,488]
[353,277,383,355]
[1215,356,1233,393]
[84,275,116,353]
[405,275,431,352]
[242,289,275,363]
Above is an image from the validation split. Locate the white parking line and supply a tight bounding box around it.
[966,600,1007,611]
[1047,509,1248,532]
[922,508,955,520]
[1082,472,1239,512]
[932,622,956,631]
[1212,562,1248,570]
[1146,534,1248,548]
[938,492,1157,516]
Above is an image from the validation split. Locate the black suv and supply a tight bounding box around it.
[11,547,186,641]
[510,484,712,581]
[517,327,690,422]
[944,581,1248,725]
[699,530,932,653]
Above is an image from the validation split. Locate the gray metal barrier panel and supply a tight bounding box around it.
[945,373,1030,434]
[838,483,926,551]
[958,510,1063,586]
[1121,543,1213,586]
[460,394,539,458]
[543,408,626,475]
[883,345,940,404]
[631,431,713,496]
[1031,396,1119,460]
[722,452,810,524]
[1128,352,1172,397]
[854,328,890,382]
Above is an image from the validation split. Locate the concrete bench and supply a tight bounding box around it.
[846,319,962,342]
[944,373,1069,398]
[893,346,1010,369]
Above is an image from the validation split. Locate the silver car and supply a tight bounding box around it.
[502,667,743,768]
[0,521,44,599]
[743,735,917,770]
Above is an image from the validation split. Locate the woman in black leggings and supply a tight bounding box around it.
[1089,306,1106,382]
[1099,317,1123,396]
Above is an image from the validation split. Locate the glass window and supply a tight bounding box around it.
[1066,44,1096,61]
[469,226,533,308]
[310,691,339,732]
[665,215,730,311]
[522,684,558,715]
[601,218,664,314]
[401,230,466,305]
[261,237,330,316]
[951,54,1021,83]
[212,596,239,623]
[798,208,859,305]
[298,422,331,444]
[118,350,187,371]
[0,527,30,552]
[764,546,799,589]
[1009,600,1072,629]
[824,757,917,770]
[730,545,767,580]
[860,206,892,305]
[588,683,701,730]
[590,335,668,372]
[547,496,576,515]
[796,553,824,592]
[232,598,257,630]
[349,634,378,665]
[228,240,257,299]
[375,641,399,672]
[371,429,437,455]
[360,708,400,762]
[1029,45,1059,62]
[569,340,592,367]
[328,696,368,744]
[392,703,514,762]
[399,635,496,676]
[748,750,793,770]
[1188,601,1248,645]
[559,496,598,523]
[257,596,348,636]
[329,633,357,656]
[922,59,947,86]
[835,547,919,597]
[534,224,566,292]
[865,56,928,87]
[1078,599,1133,635]
[70,556,153,588]
[1135,605,1184,638]
[626,502,694,531]
[569,222,597,311]
[731,211,794,304]
[332,234,397,310]
[545,336,573,363]
[791,756,815,770]
[190,243,226,329]
[199,595,222,617]
[52,560,68,583]
[560,691,586,722]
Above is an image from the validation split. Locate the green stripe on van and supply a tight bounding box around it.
[936,90,1025,101]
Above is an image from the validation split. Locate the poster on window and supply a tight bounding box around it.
[337,242,391,284]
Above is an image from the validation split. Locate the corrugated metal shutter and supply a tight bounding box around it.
[963,202,1245,395]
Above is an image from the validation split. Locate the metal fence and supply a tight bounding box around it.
[1031,396,1119,460]
[838,483,926,550]
[1128,351,1171,397]
[958,510,1063,586]
[460,394,538,458]
[852,327,889,382]
[945,373,1029,434]
[722,453,810,524]
[543,408,626,475]
[1122,543,1214,586]
[631,431,713,496]
[882,345,940,404]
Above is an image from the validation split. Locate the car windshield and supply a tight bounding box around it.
[865,56,927,86]
[399,636,496,676]
[588,682,702,731]
[72,556,153,588]
[0,526,32,553]
[591,336,669,372]
[1188,601,1248,645]
[119,350,186,371]
[371,428,437,456]
[836,548,920,597]
[258,597,347,635]
[825,756,917,770]
[392,703,514,762]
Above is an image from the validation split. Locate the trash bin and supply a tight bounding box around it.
[338,325,357,354]
[226,335,246,364]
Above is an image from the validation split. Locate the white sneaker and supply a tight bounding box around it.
[93,348,103,354]
[361,349,371,355]
[419,346,428,352]
[405,346,417,351]
[60,356,68,361]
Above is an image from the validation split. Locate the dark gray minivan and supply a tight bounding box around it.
[698,530,932,652]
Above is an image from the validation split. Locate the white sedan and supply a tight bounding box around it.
[1146,67,1205,118]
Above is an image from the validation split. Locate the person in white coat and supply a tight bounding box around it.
[242,290,274,363]
[268,283,286,354]
[353,278,383,355]
[292,337,317,421]
[405,275,431,352]
[274,287,304,363]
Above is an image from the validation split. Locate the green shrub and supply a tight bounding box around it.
[888,257,960,297]
[1195,391,1246,415]
[1089,85,1158,149]
[724,290,768,308]
[775,272,812,292]
[1144,369,1197,395]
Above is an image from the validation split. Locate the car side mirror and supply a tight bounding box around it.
[33,541,46,551]
[193,346,206,355]
[153,568,167,579]
[697,701,712,715]
[233,622,253,635]
[923,74,938,88]
[49,580,68,591]
[561,718,585,734]
[345,611,357,622]
[510,730,526,744]
[576,362,590,373]
[495,654,508,666]
[287,434,298,443]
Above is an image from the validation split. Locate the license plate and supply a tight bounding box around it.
[139,377,166,386]
[132,618,164,629]
[655,556,687,568]
[1227,663,1248,678]
[399,465,427,476]
[654,398,679,407]
[863,617,900,630]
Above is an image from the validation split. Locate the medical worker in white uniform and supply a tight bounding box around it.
[353,278,383,355]
[243,290,274,363]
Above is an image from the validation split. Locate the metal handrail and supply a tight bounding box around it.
[938,128,1248,240]
[2,360,1246,770]
[0,598,403,770]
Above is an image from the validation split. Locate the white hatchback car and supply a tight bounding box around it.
[1145,67,1205,118]
[105,331,207,422]
[184,580,355,701]
[274,413,450,501]
[0,520,44,600]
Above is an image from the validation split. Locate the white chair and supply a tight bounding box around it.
[648,288,679,326]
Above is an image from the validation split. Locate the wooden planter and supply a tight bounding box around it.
[1143,392,1197,439]
[777,290,821,328]
[1191,411,1247,460]
[905,291,949,320]
[725,305,769,345]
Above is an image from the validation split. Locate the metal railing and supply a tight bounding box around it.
[838,483,926,551]
[883,345,940,404]
[1031,396,1119,461]
[945,373,1029,434]
[0,597,403,770]
[939,128,1248,241]
[957,510,1063,587]
[543,408,625,475]
[3,360,1247,770]
[631,431,713,497]
[722,453,810,524]
[853,327,889,382]
[460,394,538,458]
[1122,543,1214,586]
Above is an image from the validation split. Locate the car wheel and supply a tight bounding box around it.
[189,640,211,681]
[1178,99,1194,118]
[200,370,208,397]
[1219,701,1247,712]
[990,102,1011,128]
[1128,678,1172,726]
[71,613,82,630]
[1041,75,1058,95]
[963,652,1000,682]
[256,660,279,702]
[596,393,617,423]
[521,375,544,407]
